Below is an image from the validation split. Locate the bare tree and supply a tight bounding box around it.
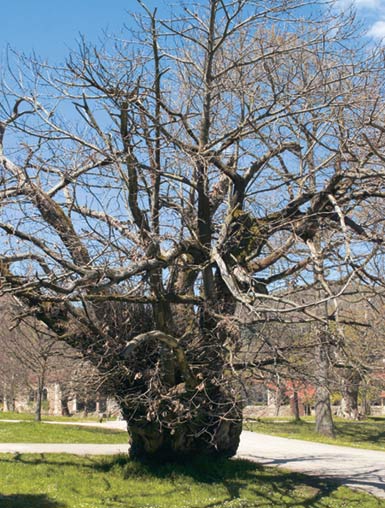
[1,0,385,458]
[0,296,70,420]
[0,348,28,412]
[334,289,385,419]
[51,354,110,417]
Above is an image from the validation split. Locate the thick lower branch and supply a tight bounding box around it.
[122,330,196,387]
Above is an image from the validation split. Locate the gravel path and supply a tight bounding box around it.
[1,421,384,499]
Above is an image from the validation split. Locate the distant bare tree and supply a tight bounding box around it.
[0,296,68,420]
[0,296,106,419]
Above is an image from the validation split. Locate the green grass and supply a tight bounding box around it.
[0,421,128,444]
[0,411,114,422]
[0,453,384,508]
[0,412,35,421]
[245,417,385,451]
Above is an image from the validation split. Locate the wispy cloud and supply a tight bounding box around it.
[337,0,382,8]
[355,0,381,7]
[337,0,385,39]
[367,19,385,37]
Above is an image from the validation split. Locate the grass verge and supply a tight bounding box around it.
[0,411,115,422]
[0,453,384,508]
[245,417,385,451]
[0,421,127,444]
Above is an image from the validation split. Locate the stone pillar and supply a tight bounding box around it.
[53,383,62,416]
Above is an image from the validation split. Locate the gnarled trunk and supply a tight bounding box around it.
[127,405,242,460]
[96,299,244,460]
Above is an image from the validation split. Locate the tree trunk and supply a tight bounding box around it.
[292,390,301,421]
[61,397,70,416]
[121,380,242,460]
[360,384,371,416]
[2,383,8,411]
[35,379,43,422]
[113,271,243,460]
[314,334,335,438]
[315,385,335,437]
[128,398,242,461]
[340,372,360,420]
[273,382,285,417]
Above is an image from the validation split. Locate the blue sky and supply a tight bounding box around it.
[0,0,161,62]
[1,0,385,63]
[338,0,385,38]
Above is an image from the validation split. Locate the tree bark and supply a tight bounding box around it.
[2,382,8,411]
[124,390,242,460]
[35,378,43,422]
[360,384,371,416]
[315,385,335,437]
[61,397,70,417]
[314,335,335,437]
[292,390,301,421]
[340,371,360,420]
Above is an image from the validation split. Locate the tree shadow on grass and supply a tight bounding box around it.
[0,494,65,508]
[0,454,383,507]
[92,455,354,507]
[334,421,385,447]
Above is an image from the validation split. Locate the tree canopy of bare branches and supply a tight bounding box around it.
[1,0,385,459]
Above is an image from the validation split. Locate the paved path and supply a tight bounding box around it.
[238,431,385,499]
[1,421,385,499]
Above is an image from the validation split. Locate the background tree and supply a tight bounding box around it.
[333,288,385,419]
[52,355,111,417]
[0,295,105,419]
[0,296,61,420]
[0,347,28,412]
[1,0,385,458]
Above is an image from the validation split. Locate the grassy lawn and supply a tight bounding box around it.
[245,417,385,451]
[0,412,35,421]
[0,421,127,444]
[0,411,114,422]
[0,453,384,508]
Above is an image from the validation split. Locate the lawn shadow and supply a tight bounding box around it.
[0,453,382,507]
[244,452,385,497]
[0,494,65,508]
[335,421,385,446]
[92,454,349,507]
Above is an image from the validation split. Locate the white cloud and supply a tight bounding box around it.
[367,19,385,37]
[334,0,385,40]
[336,0,382,8]
[355,0,381,7]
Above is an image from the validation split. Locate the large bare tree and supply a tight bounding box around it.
[1,0,385,458]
